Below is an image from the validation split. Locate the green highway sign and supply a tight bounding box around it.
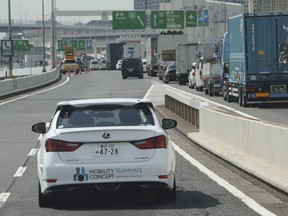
[13,40,30,52]
[112,11,146,29]
[1,40,14,56]
[186,10,198,27]
[58,39,86,51]
[151,10,184,29]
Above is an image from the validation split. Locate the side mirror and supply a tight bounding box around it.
[32,122,47,134]
[162,118,177,130]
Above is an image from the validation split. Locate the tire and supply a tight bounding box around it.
[226,82,232,102]
[38,183,58,208]
[239,86,243,106]
[242,88,248,107]
[156,178,176,203]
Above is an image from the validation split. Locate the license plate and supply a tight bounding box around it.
[95,144,120,157]
[270,85,287,94]
[128,69,133,72]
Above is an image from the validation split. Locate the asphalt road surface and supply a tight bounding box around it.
[0,70,287,216]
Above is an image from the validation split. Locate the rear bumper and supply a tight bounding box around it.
[43,181,173,195]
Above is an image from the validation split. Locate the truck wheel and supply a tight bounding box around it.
[239,87,243,106]
[226,82,232,102]
[242,88,248,107]
[227,90,232,102]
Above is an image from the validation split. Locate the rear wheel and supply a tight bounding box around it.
[239,86,243,106]
[226,82,232,102]
[156,178,176,203]
[38,183,58,208]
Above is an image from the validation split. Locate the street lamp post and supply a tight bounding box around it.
[42,0,46,72]
[51,0,56,68]
[8,0,13,78]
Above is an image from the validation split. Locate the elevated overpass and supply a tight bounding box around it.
[0,9,160,42]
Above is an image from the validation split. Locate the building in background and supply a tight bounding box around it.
[248,0,288,13]
[134,0,171,10]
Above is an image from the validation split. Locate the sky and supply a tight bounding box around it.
[1,0,134,24]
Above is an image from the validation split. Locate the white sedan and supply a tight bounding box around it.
[32,98,177,207]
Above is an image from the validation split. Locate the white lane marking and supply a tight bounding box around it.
[144,83,154,99]
[14,167,27,177]
[28,148,38,156]
[0,193,10,202]
[0,76,70,106]
[173,142,276,216]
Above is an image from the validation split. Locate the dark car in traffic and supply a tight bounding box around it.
[121,58,144,79]
[163,64,177,83]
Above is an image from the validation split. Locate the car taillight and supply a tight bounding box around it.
[45,139,82,152]
[131,135,167,149]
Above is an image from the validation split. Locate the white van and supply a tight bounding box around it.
[100,59,107,70]
[89,60,100,70]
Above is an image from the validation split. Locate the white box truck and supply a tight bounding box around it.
[176,43,202,85]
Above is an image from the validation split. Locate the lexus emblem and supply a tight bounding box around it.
[102,132,111,139]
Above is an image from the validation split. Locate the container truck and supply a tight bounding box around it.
[106,43,125,70]
[176,43,202,85]
[223,13,288,107]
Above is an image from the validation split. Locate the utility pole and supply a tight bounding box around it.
[42,0,46,72]
[51,0,56,68]
[8,0,13,78]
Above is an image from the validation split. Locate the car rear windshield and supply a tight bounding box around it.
[56,105,155,128]
[167,64,176,70]
[122,59,141,68]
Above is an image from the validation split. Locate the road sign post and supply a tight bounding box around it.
[1,40,14,56]
[58,39,89,51]
[151,10,184,29]
[112,11,146,29]
[185,10,198,27]
[13,40,30,52]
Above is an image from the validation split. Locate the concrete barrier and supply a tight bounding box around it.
[0,67,60,97]
[161,84,288,193]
